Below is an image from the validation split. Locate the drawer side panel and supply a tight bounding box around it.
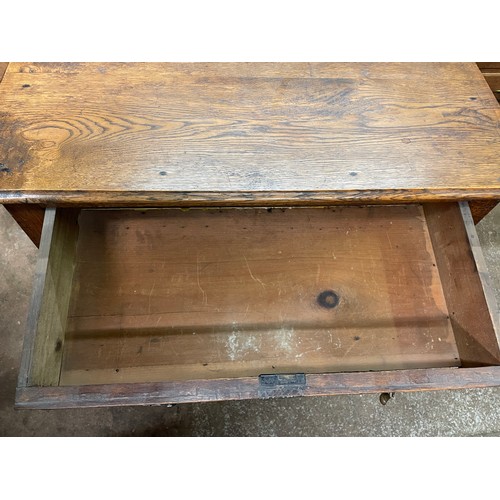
[19,208,79,387]
[424,203,500,366]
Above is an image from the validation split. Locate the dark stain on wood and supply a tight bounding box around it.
[316,290,340,309]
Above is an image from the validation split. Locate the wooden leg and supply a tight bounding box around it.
[469,201,499,225]
[4,205,46,247]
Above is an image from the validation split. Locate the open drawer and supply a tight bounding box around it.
[15,202,500,408]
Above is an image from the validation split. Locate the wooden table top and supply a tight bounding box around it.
[0,62,499,206]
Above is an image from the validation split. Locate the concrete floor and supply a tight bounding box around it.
[1,204,499,436]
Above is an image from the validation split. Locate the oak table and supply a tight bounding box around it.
[0,62,499,409]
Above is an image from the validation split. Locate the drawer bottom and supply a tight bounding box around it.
[16,202,500,408]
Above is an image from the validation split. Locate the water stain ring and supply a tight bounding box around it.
[317,290,340,309]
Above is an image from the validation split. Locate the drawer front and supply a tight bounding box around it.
[16,203,500,408]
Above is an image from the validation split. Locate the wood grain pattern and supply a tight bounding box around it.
[59,205,459,386]
[16,366,500,409]
[0,63,499,206]
[20,208,79,387]
[424,203,500,366]
[1,62,44,244]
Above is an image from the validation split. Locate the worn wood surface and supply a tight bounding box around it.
[424,203,500,366]
[16,366,500,409]
[58,205,459,386]
[0,63,499,206]
[4,204,45,246]
[469,61,500,222]
[1,63,47,245]
[17,208,57,387]
[21,208,79,387]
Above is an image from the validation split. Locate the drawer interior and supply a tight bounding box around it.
[62,204,460,385]
[19,202,500,404]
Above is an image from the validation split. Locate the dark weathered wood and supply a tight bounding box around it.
[15,366,500,409]
[482,74,500,101]
[469,200,499,224]
[482,73,500,90]
[18,208,79,388]
[3,204,45,246]
[424,203,500,366]
[0,63,499,206]
[477,63,500,103]
[60,205,458,386]
[477,62,500,71]
[2,190,500,208]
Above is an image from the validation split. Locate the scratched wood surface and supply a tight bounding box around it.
[0,63,499,206]
[15,366,500,409]
[59,206,459,385]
